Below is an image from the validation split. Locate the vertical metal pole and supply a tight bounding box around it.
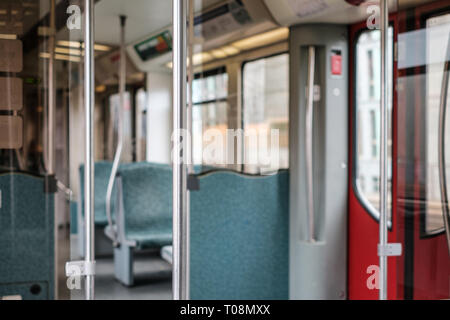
[306,46,316,243]
[48,0,56,175]
[48,0,57,299]
[379,0,389,301]
[172,0,189,300]
[187,0,194,174]
[186,0,194,299]
[84,0,95,301]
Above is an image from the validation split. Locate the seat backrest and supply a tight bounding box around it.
[0,173,55,299]
[79,161,115,226]
[189,170,289,300]
[118,162,172,235]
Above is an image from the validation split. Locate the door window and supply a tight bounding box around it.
[354,27,394,222]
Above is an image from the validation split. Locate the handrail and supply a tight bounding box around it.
[306,46,316,243]
[105,15,127,248]
[438,32,450,256]
[57,180,73,201]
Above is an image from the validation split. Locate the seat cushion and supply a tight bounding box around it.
[127,229,172,249]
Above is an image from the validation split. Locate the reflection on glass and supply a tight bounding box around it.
[397,10,450,300]
[0,0,90,300]
[243,53,289,174]
[425,13,450,234]
[355,28,393,220]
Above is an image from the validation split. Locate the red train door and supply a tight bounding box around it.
[349,0,450,300]
[348,14,399,300]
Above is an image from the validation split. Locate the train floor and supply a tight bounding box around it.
[70,235,172,300]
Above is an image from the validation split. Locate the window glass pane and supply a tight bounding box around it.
[192,71,228,167]
[355,28,393,220]
[192,72,228,104]
[243,53,289,174]
[424,13,450,233]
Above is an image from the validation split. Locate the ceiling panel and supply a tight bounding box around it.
[264,0,440,26]
[92,0,224,45]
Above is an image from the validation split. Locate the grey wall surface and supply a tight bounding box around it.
[289,24,349,299]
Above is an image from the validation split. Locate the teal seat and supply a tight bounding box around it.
[119,162,172,249]
[111,162,201,249]
[193,165,215,174]
[111,162,172,286]
[78,162,117,258]
[0,173,54,300]
[189,170,289,300]
[123,230,172,248]
[79,161,116,226]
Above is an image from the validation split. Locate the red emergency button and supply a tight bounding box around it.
[331,50,342,76]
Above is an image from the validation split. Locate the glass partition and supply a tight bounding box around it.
[397,8,450,300]
[0,0,86,300]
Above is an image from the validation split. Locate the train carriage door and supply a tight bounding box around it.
[349,0,450,300]
[348,15,397,300]
[396,0,450,300]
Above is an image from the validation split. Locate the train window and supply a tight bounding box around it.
[242,53,289,174]
[354,27,394,221]
[192,68,228,167]
[424,13,450,234]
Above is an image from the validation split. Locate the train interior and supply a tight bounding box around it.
[0,0,449,300]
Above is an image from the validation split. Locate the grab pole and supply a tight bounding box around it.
[172,0,189,300]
